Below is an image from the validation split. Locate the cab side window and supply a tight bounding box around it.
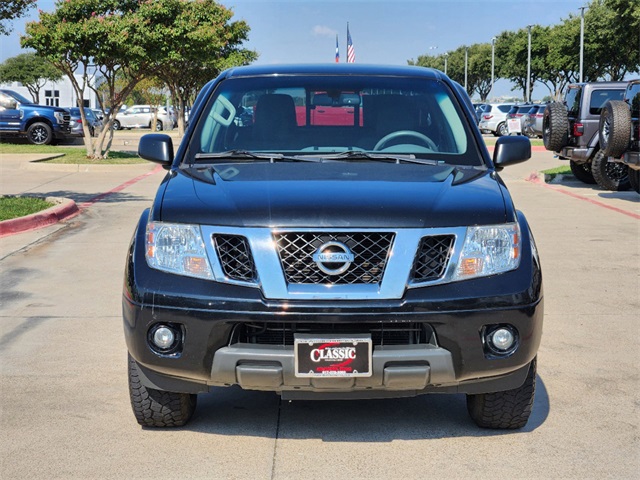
[0,93,18,110]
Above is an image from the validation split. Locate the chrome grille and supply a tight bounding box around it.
[274,232,394,284]
[213,234,256,282]
[411,235,454,282]
[233,322,432,346]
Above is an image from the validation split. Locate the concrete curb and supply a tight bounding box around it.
[0,196,80,237]
[22,159,154,173]
[525,171,577,184]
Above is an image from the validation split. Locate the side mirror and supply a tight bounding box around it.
[493,135,531,170]
[138,133,173,168]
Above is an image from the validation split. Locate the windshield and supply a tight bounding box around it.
[188,75,482,166]
[5,90,33,105]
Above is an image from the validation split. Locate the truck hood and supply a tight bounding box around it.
[157,162,508,228]
[20,103,68,114]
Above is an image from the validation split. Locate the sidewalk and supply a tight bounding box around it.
[0,152,161,257]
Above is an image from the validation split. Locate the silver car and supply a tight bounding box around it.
[112,105,173,131]
[478,103,515,136]
[522,104,546,138]
[67,107,102,137]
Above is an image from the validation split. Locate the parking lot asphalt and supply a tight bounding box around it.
[0,139,638,479]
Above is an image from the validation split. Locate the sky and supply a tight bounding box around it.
[0,0,591,101]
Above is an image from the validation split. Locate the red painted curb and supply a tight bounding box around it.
[1,164,163,238]
[526,174,640,220]
[0,197,80,237]
[485,145,546,152]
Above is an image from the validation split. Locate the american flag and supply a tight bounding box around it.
[335,35,339,63]
[347,23,355,63]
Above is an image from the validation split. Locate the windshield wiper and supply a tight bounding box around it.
[320,150,441,166]
[193,150,321,163]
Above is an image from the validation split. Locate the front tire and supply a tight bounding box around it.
[156,120,163,131]
[570,160,596,184]
[591,150,630,191]
[128,354,197,427]
[467,357,536,429]
[496,122,508,137]
[112,120,121,130]
[27,122,53,145]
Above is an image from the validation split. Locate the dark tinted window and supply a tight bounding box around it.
[192,75,482,166]
[497,105,512,113]
[589,89,624,115]
[627,83,640,117]
[565,87,581,116]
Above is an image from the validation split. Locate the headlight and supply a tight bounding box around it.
[454,223,521,280]
[145,222,213,279]
[54,111,65,124]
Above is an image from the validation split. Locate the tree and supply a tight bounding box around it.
[408,53,446,72]
[22,0,159,159]
[495,25,547,101]
[0,53,63,103]
[467,43,493,101]
[537,23,579,100]
[581,0,640,81]
[137,0,257,135]
[410,44,494,101]
[0,0,36,35]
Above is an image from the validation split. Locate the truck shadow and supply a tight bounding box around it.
[178,375,550,441]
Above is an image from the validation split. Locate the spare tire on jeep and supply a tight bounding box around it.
[599,100,631,158]
[543,102,569,152]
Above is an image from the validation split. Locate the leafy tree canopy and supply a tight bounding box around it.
[0,0,36,35]
[0,53,63,103]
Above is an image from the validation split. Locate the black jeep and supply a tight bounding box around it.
[543,81,629,190]
[599,79,640,194]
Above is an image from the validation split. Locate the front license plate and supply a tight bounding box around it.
[294,334,372,378]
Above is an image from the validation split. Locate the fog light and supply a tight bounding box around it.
[152,326,175,349]
[490,328,515,351]
[484,325,518,357]
[148,324,182,354]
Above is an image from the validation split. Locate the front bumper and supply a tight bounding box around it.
[123,211,543,398]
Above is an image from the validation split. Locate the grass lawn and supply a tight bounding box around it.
[0,196,55,221]
[541,165,572,175]
[482,136,544,147]
[0,142,144,164]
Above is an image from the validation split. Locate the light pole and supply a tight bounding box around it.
[464,47,468,91]
[526,25,532,103]
[444,53,448,75]
[579,6,587,83]
[491,37,496,99]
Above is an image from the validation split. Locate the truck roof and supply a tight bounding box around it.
[222,63,445,81]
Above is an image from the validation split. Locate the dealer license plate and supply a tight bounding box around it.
[294,334,372,378]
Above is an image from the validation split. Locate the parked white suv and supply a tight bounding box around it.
[113,105,173,131]
[478,103,515,136]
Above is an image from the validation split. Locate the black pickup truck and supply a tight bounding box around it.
[123,64,543,429]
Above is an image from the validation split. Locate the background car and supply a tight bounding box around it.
[522,104,546,138]
[473,103,488,123]
[67,107,102,137]
[112,105,173,131]
[506,104,535,134]
[478,103,515,136]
